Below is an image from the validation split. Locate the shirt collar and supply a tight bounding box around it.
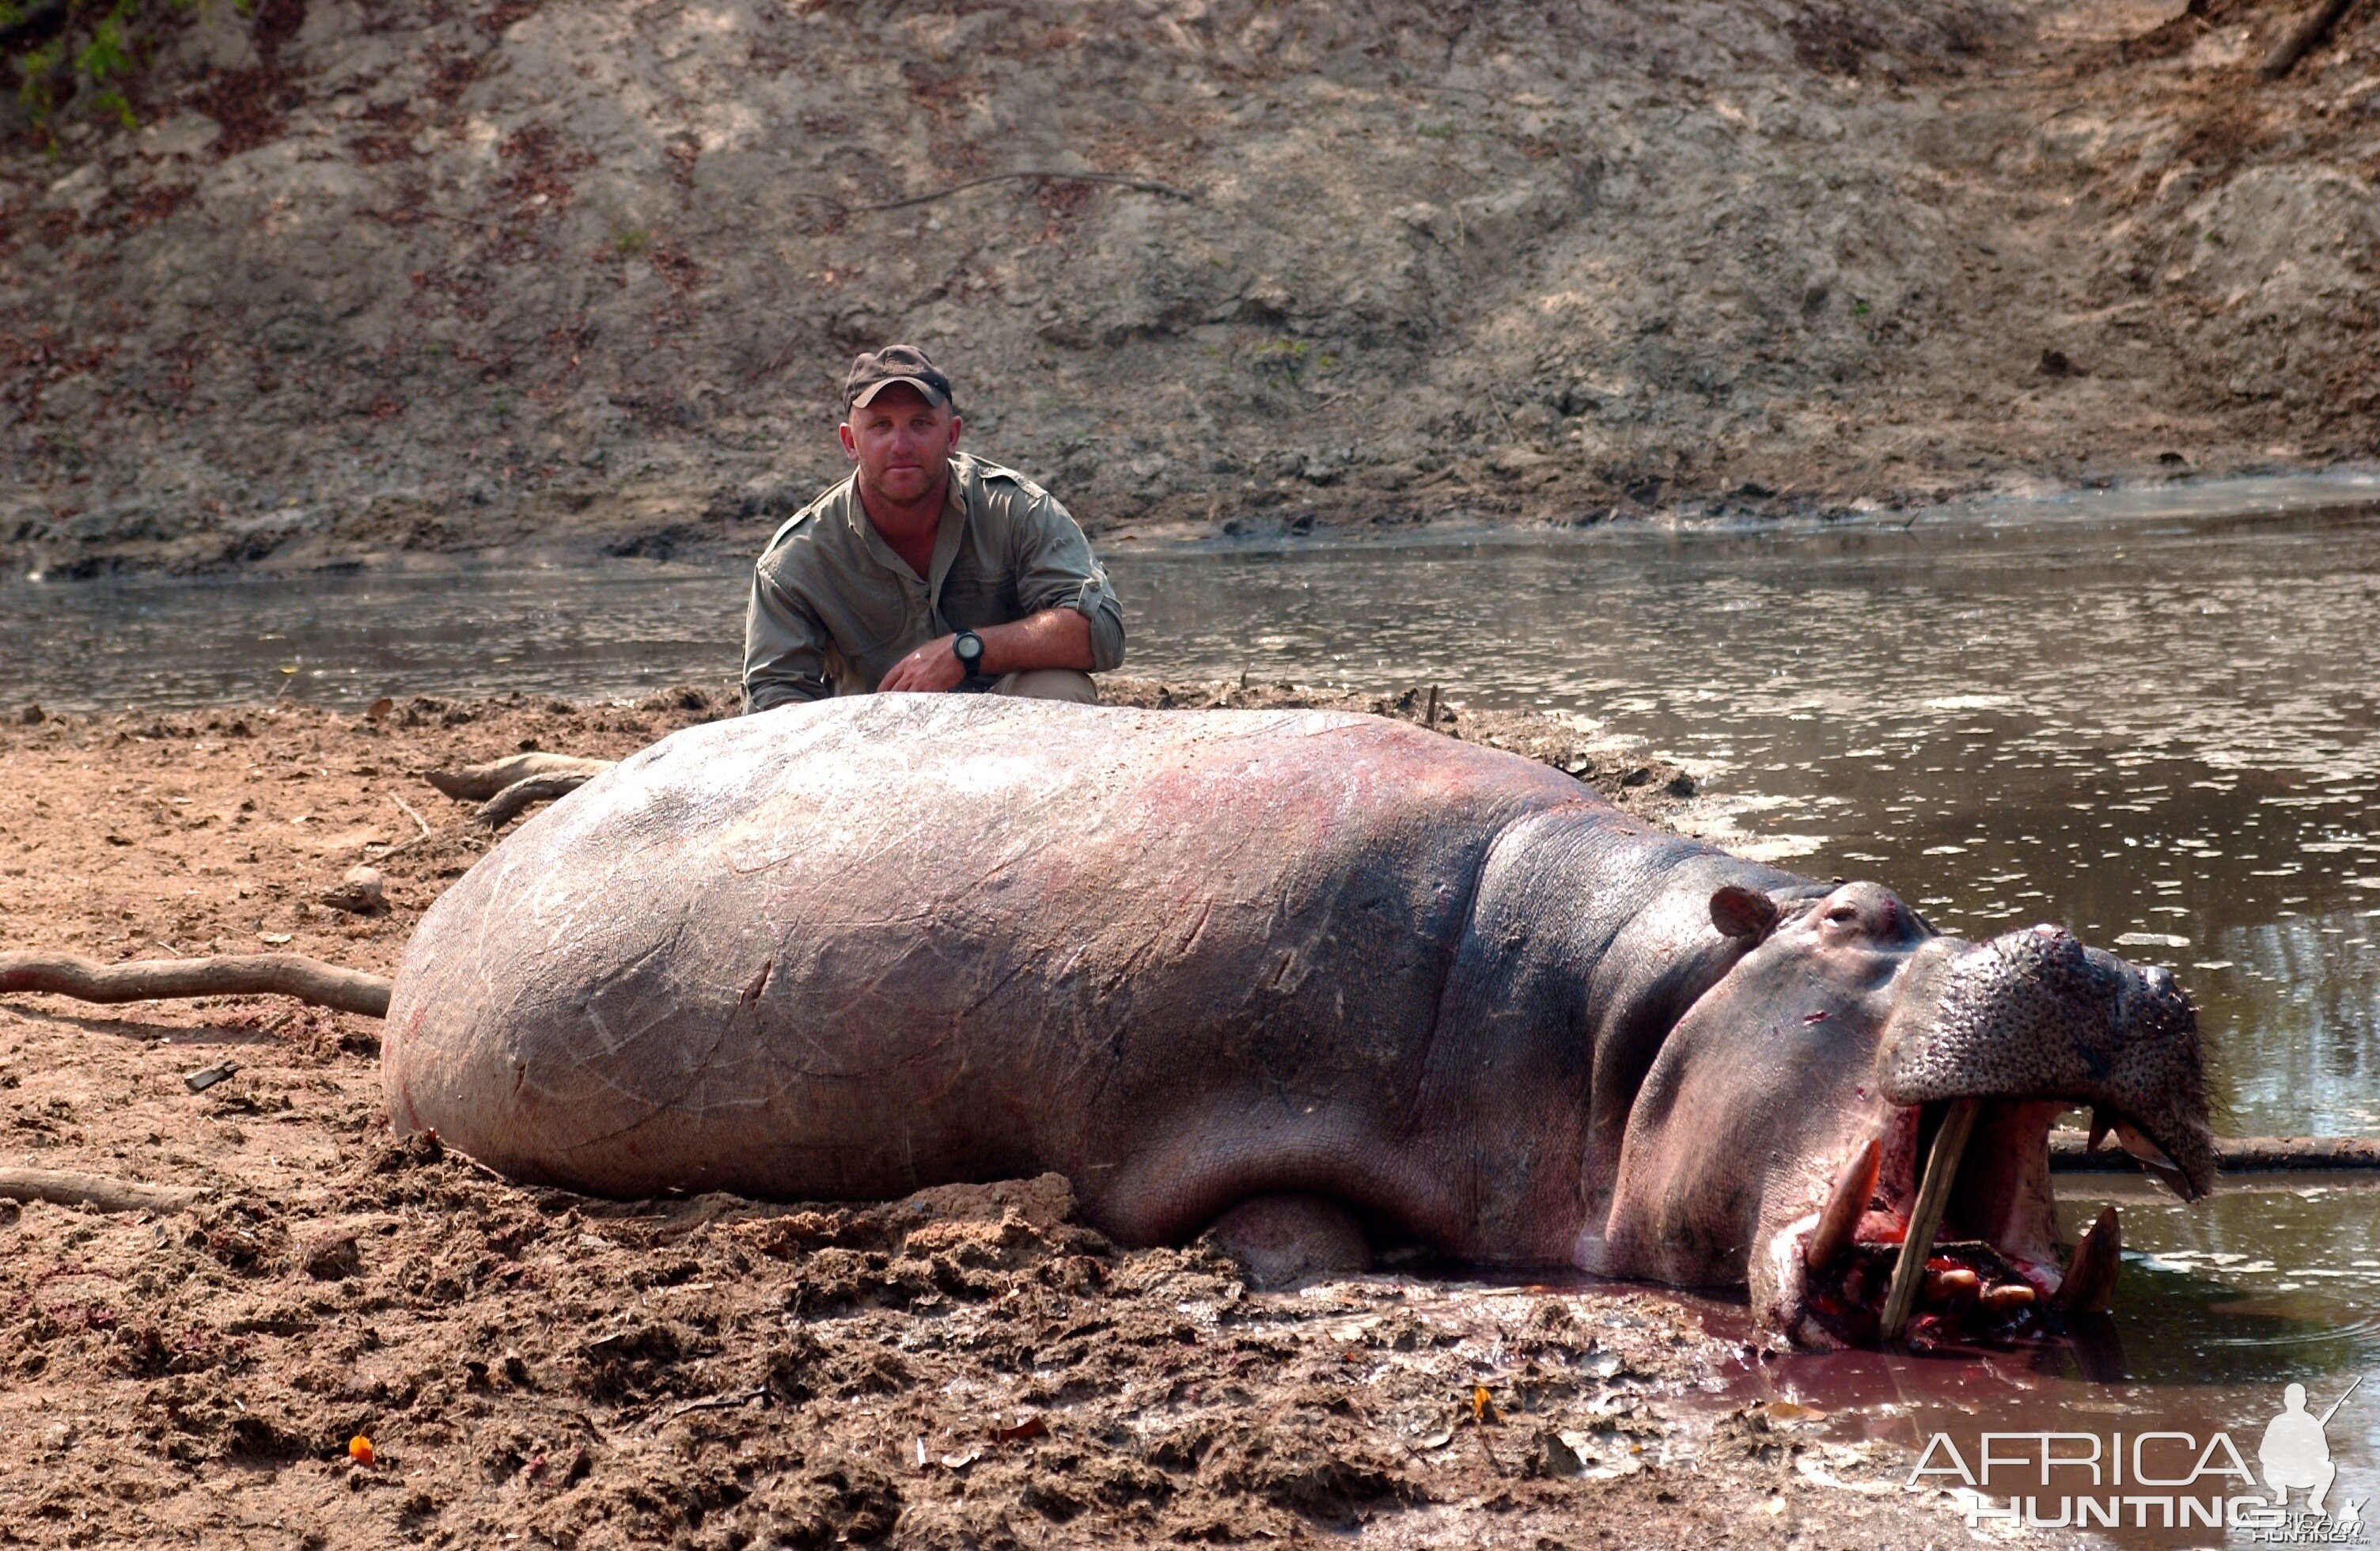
[844,454,972,593]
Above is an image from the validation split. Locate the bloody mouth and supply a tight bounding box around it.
[1792,1098,2158,1348]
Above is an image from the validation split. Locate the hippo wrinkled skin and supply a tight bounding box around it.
[384,697,2212,1344]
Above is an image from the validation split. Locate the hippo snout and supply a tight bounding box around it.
[1755,923,2219,1345]
[1878,925,2215,1199]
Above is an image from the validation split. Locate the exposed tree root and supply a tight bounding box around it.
[0,1167,202,1215]
[425,753,613,802]
[472,772,598,829]
[0,951,392,1018]
[2261,0,2358,78]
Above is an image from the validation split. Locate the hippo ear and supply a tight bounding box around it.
[1710,885,1781,942]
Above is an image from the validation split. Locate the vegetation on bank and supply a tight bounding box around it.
[2,0,215,138]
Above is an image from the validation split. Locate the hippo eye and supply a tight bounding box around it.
[1825,905,1859,927]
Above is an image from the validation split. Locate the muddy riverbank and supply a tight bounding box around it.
[6,0,2380,575]
[2,683,2037,1548]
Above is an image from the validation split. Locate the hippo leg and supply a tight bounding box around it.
[1198,1194,1372,1289]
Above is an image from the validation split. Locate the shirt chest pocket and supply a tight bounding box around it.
[936,567,1019,631]
[828,586,919,658]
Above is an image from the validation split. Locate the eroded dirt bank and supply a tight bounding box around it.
[5,0,2379,576]
[0,684,2010,1547]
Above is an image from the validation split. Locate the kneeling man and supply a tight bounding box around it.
[742,345,1125,711]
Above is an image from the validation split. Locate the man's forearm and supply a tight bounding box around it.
[976,608,1094,675]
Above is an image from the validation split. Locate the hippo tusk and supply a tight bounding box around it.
[1879,1098,1981,1342]
[2056,1205,2121,1314]
[1805,1136,1882,1272]
[2087,1107,2112,1154]
[2114,1120,2197,1200]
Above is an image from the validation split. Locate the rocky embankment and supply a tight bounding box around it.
[4,0,2378,575]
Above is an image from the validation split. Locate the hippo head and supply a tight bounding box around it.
[1599,879,2214,1348]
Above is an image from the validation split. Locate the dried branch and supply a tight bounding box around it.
[0,951,392,1018]
[2051,1132,2380,1171]
[391,793,433,841]
[425,753,614,802]
[0,1167,202,1215]
[843,171,1196,214]
[472,772,596,831]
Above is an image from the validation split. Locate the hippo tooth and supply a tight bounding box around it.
[1805,1136,1882,1273]
[1879,1098,1981,1342]
[1978,1283,2036,1315]
[1923,1266,1980,1307]
[2056,1205,2121,1314]
[2113,1119,2173,1167]
[2086,1108,2111,1153]
[2113,1121,2195,1200]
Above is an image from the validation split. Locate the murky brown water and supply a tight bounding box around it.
[1125,503,2380,1144]
[6,481,2378,1500]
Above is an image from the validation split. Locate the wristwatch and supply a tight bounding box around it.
[952,630,987,683]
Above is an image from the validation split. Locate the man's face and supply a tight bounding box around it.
[839,385,961,506]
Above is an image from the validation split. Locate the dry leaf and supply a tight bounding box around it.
[1756,1401,1828,1424]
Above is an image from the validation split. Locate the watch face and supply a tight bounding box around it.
[956,634,983,668]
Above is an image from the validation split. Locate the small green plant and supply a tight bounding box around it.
[614,226,653,255]
[1416,121,1455,140]
[1851,298,1872,317]
[1247,337,1336,384]
[4,0,206,138]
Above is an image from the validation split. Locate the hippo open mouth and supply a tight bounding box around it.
[1782,1097,2202,1347]
[1770,923,2215,1348]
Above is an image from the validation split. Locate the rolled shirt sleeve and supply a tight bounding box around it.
[743,560,836,712]
[1008,486,1127,673]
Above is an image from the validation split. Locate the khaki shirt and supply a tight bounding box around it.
[743,452,1126,711]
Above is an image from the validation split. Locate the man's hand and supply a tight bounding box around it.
[877,635,970,694]
[875,609,1096,694]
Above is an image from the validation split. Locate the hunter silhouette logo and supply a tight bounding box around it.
[2258,1378,2360,1517]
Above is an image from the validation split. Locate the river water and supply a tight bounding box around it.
[6,478,2378,1515]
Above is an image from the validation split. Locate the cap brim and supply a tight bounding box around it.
[850,375,949,409]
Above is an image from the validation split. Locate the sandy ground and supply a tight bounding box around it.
[6,0,2380,575]
[0,682,2021,1548]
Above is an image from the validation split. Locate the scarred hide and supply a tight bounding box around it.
[382,697,2213,1342]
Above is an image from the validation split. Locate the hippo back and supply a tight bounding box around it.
[382,696,1598,1214]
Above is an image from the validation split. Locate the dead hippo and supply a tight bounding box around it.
[368,696,2210,1347]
